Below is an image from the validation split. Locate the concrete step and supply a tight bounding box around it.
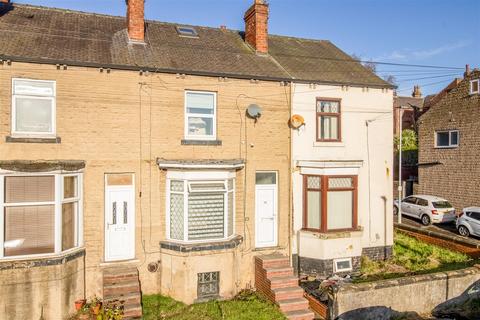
[285,309,315,320]
[265,266,294,279]
[268,276,299,290]
[277,297,310,313]
[123,304,142,318]
[272,287,304,301]
[255,254,290,269]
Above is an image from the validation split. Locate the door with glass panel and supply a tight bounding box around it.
[104,174,135,262]
[255,172,278,248]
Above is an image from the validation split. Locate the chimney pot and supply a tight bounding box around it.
[127,0,145,42]
[412,85,422,98]
[244,0,269,54]
[464,64,471,77]
[0,0,10,4]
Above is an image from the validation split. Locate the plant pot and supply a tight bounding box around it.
[74,299,86,311]
[91,303,102,315]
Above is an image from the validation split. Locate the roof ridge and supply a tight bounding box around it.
[9,3,125,20]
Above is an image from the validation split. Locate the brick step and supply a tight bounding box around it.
[265,267,294,279]
[255,255,290,269]
[123,304,142,318]
[104,292,141,305]
[104,278,139,288]
[268,276,299,290]
[103,270,138,281]
[277,298,310,313]
[272,287,304,301]
[285,309,315,320]
[103,282,140,297]
[103,274,139,284]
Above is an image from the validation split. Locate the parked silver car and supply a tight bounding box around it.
[456,207,480,237]
[393,195,456,226]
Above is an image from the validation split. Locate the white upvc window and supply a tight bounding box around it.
[12,78,56,136]
[184,91,217,140]
[167,171,235,243]
[0,172,83,259]
[435,130,459,148]
[470,79,479,95]
[334,258,353,273]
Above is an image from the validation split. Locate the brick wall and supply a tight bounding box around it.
[0,61,291,302]
[417,70,480,210]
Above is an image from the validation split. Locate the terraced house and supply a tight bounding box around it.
[0,0,394,319]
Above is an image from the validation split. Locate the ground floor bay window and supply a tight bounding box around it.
[303,175,358,232]
[167,171,235,242]
[0,172,83,258]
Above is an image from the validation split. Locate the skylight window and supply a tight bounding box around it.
[176,26,198,38]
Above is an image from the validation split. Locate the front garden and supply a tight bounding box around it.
[355,230,476,282]
[142,290,286,320]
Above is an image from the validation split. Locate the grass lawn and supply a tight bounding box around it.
[142,290,287,320]
[356,231,475,282]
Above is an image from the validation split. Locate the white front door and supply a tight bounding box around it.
[255,172,278,248]
[105,185,135,261]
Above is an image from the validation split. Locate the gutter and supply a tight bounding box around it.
[0,54,395,89]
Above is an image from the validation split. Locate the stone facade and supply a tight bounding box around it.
[0,61,291,305]
[361,245,393,261]
[417,70,480,210]
[297,256,362,277]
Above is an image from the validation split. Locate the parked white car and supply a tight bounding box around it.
[456,207,480,237]
[394,195,456,226]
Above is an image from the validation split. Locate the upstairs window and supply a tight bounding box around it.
[185,91,217,140]
[435,130,459,148]
[470,79,479,94]
[316,99,341,142]
[12,79,56,136]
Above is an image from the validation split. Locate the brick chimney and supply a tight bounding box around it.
[126,0,145,42]
[464,64,471,77]
[244,0,269,54]
[412,85,422,98]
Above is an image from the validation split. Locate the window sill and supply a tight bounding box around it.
[434,146,458,149]
[160,235,243,253]
[6,136,61,144]
[300,227,363,239]
[181,139,222,146]
[313,141,345,148]
[0,247,85,270]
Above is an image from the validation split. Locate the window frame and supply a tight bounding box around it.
[333,258,353,273]
[302,175,358,233]
[184,90,217,141]
[11,78,57,137]
[470,79,479,95]
[0,172,83,260]
[166,171,235,243]
[435,130,459,148]
[316,97,342,142]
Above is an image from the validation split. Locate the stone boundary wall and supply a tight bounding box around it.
[333,266,480,317]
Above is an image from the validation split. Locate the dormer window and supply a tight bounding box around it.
[176,26,198,38]
[470,79,479,94]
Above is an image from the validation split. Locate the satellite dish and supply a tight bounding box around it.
[246,104,262,119]
[290,114,305,129]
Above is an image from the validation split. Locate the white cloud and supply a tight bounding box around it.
[373,40,471,62]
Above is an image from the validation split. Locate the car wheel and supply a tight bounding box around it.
[421,214,431,226]
[458,225,470,237]
[393,206,398,215]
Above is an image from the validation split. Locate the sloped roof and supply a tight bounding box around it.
[393,96,424,110]
[0,3,392,88]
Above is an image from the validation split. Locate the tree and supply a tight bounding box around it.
[394,129,418,152]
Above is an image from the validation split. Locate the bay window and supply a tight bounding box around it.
[0,173,83,258]
[168,173,235,242]
[12,78,56,136]
[303,175,357,232]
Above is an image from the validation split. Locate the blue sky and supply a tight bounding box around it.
[15,0,480,95]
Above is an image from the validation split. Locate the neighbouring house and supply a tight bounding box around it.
[417,66,480,211]
[0,0,394,319]
[285,53,394,273]
[393,86,424,197]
